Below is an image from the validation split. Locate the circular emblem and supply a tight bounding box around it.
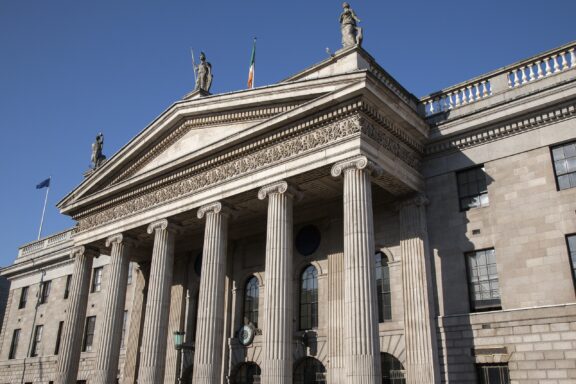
[238,324,255,346]
[295,225,321,256]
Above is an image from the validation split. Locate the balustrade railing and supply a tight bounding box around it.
[18,228,75,258]
[421,41,576,117]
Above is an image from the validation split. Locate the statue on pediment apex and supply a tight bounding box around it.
[340,2,363,47]
[195,52,213,93]
[91,132,106,169]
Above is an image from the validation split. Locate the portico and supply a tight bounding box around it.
[53,46,440,384]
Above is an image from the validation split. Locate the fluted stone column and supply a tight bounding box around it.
[93,234,134,384]
[55,245,99,384]
[399,195,440,384]
[192,201,230,384]
[138,219,177,384]
[327,216,345,384]
[258,181,298,384]
[331,156,382,384]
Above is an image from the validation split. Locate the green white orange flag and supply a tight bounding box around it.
[247,38,256,89]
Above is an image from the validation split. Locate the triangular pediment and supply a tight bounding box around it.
[57,73,367,214]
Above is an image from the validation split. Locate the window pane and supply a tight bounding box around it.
[467,249,501,311]
[299,266,318,330]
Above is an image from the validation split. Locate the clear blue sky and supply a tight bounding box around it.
[0,0,574,268]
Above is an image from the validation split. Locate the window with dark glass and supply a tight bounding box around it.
[551,141,576,190]
[466,249,501,312]
[233,362,261,384]
[39,280,51,304]
[457,166,489,210]
[64,275,72,299]
[82,316,96,352]
[293,357,326,384]
[376,252,392,322]
[299,265,318,330]
[91,267,103,293]
[121,311,128,348]
[381,353,406,384]
[18,286,28,309]
[567,235,576,289]
[477,364,510,384]
[54,321,64,355]
[30,324,43,357]
[243,276,259,328]
[9,329,20,359]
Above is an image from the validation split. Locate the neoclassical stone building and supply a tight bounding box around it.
[1,39,576,384]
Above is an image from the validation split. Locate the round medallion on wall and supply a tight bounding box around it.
[295,225,321,256]
[238,324,255,346]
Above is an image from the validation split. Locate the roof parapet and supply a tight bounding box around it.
[421,41,576,117]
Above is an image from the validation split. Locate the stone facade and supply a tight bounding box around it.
[0,41,575,384]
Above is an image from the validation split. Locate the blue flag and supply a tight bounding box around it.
[36,178,50,189]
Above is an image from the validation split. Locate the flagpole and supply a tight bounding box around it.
[37,178,50,240]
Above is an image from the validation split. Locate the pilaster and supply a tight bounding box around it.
[138,219,178,384]
[399,195,440,384]
[55,245,99,384]
[258,181,298,384]
[192,201,231,384]
[93,233,134,384]
[331,155,382,384]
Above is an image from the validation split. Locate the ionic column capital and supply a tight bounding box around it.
[197,201,234,219]
[146,218,179,235]
[257,180,301,201]
[330,155,383,177]
[105,233,137,248]
[70,245,99,260]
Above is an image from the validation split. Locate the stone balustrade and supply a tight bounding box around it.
[18,228,75,258]
[421,41,576,117]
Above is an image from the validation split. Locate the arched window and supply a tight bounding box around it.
[299,265,318,330]
[381,353,406,384]
[233,362,261,384]
[243,276,259,328]
[376,252,392,322]
[293,357,326,384]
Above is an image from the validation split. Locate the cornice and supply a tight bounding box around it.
[425,100,576,156]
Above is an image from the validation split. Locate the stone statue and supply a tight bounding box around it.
[91,133,106,169]
[339,2,363,48]
[195,52,213,92]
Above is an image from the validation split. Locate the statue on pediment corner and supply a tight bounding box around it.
[340,2,363,48]
[91,132,106,169]
[195,52,213,93]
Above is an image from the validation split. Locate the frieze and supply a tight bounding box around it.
[360,116,421,169]
[76,115,363,231]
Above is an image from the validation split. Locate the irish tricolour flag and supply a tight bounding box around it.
[247,38,256,89]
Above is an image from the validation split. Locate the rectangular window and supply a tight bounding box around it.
[64,275,72,299]
[82,316,96,352]
[551,141,576,190]
[18,286,28,309]
[567,235,576,289]
[466,249,501,312]
[457,166,489,211]
[54,321,64,355]
[9,329,20,359]
[91,267,103,293]
[127,262,133,285]
[30,324,43,357]
[121,310,128,348]
[477,364,510,384]
[39,281,51,304]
